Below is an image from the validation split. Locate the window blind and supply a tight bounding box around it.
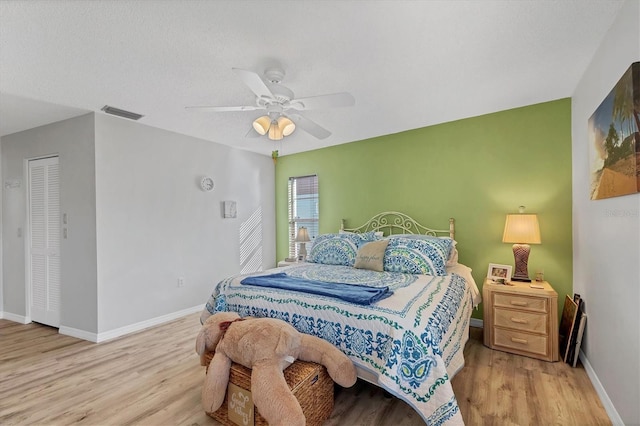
[288,175,319,258]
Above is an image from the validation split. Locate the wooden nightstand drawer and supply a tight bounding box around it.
[493,328,549,357]
[494,328,548,357]
[493,308,547,334]
[493,293,548,313]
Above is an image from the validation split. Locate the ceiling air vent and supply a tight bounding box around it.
[101,105,144,121]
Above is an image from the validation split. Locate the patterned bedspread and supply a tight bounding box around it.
[200,263,480,425]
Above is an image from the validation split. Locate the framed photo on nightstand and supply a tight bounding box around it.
[487,263,512,283]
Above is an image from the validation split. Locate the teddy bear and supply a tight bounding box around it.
[195,311,357,426]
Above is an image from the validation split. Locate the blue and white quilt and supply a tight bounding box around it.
[201,262,480,425]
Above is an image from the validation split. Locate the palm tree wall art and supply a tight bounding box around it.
[588,62,640,200]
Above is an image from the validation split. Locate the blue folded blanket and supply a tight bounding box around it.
[240,272,392,305]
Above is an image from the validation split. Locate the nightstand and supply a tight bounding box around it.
[483,278,559,362]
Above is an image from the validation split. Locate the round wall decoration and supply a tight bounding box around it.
[200,176,214,192]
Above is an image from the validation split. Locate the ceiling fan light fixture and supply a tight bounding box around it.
[277,116,296,136]
[187,66,354,141]
[268,120,283,140]
[252,115,271,135]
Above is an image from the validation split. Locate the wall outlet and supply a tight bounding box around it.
[177,277,185,287]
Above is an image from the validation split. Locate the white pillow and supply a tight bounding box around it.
[446,247,459,267]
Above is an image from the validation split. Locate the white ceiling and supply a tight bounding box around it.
[0,0,625,156]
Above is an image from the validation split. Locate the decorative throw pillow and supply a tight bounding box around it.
[308,233,367,266]
[354,239,389,272]
[383,237,453,276]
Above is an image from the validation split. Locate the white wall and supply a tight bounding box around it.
[571,1,640,424]
[1,112,275,338]
[0,140,3,318]
[94,114,275,333]
[1,114,98,331]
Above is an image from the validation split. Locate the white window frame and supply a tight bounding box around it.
[288,175,318,259]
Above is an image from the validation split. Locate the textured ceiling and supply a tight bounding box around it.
[0,0,625,156]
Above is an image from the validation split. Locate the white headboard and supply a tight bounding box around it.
[341,211,454,239]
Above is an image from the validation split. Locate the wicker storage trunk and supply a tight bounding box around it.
[205,359,334,426]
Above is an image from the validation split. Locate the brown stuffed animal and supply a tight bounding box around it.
[195,311,357,426]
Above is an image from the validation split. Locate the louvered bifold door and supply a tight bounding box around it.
[28,156,61,327]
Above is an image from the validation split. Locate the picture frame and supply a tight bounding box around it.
[588,62,639,200]
[223,200,237,218]
[487,263,512,282]
[559,295,579,363]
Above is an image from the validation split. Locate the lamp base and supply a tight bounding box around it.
[298,243,307,261]
[511,275,532,283]
[512,243,532,283]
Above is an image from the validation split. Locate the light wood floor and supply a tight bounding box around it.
[0,313,610,425]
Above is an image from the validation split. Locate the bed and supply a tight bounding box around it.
[200,212,481,425]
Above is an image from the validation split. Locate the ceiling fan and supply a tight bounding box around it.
[186,66,355,140]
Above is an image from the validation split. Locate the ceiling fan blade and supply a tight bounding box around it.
[288,113,332,139]
[233,68,274,99]
[186,105,261,112]
[289,92,355,110]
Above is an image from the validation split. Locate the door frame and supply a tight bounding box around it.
[24,154,60,325]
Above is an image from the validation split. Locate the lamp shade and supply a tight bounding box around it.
[252,116,271,135]
[502,214,541,244]
[294,226,311,243]
[277,116,296,136]
[268,120,283,140]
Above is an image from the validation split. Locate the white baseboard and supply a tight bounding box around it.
[94,304,204,343]
[579,350,623,425]
[59,304,204,343]
[4,305,204,343]
[59,325,99,342]
[1,311,30,324]
[470,318,483,328]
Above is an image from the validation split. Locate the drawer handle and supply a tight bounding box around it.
[511,337,528,344]
[510,301,528,307]
[510,317,528,324]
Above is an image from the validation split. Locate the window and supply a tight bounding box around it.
[288,175,318,258]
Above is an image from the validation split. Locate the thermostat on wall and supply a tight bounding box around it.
[224,200,237,218]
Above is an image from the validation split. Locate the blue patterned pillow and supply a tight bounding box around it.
[339,230,382,241]
[359,231,382,242]
[308,233,368,266]
[383,237,453,276]
[385,234,455,262]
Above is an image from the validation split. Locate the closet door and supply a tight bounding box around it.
[28,156,61,327]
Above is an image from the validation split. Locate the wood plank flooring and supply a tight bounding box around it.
[0,313,610,425]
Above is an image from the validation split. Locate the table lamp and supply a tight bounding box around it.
[295,227,311,260]
[502,206,541,282]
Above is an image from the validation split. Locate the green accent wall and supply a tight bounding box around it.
[275,99,572,320]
